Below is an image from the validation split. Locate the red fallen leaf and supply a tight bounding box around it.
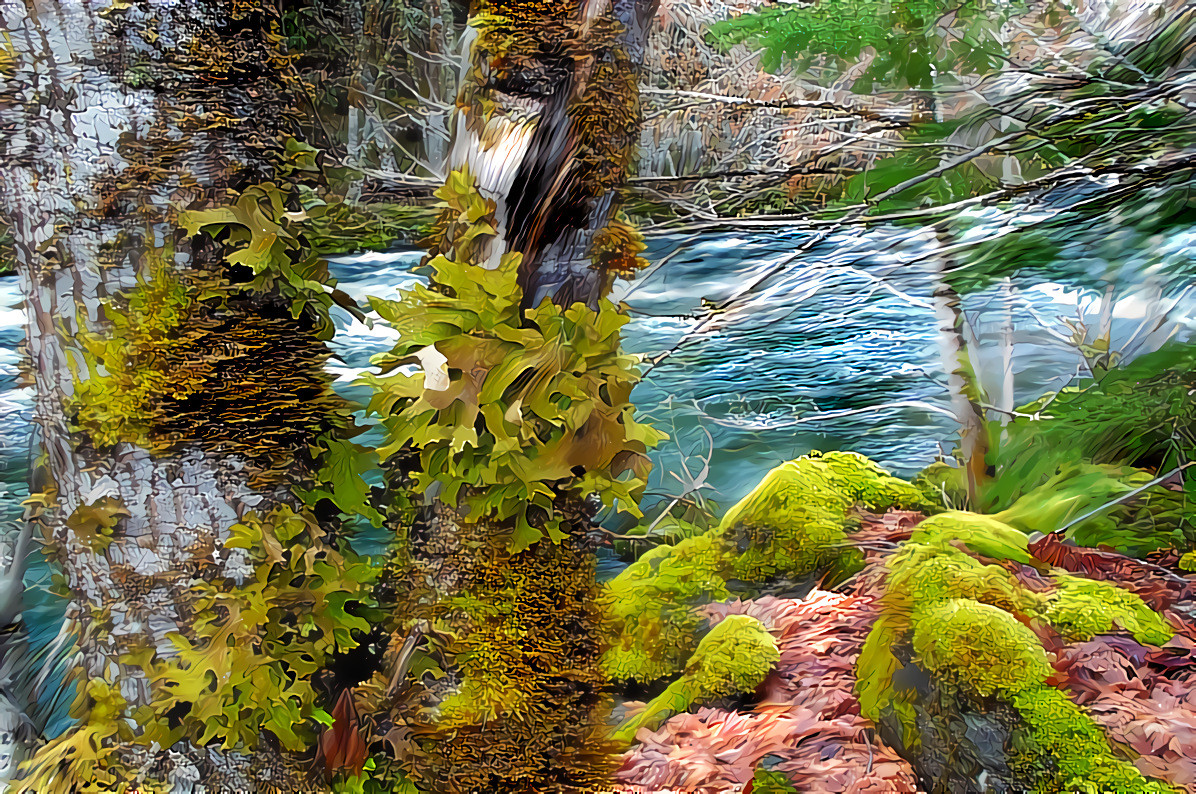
[317,688,368,778]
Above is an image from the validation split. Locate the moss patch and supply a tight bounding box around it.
[750,767,799,794]
[912,598,1052,697]
[1043,574,1174,645]
[601,451,928,683]
[1012,687,1176,794]
[611,614,778,744]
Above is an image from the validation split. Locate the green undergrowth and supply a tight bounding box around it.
[980,342,1196,555]
[857,510,1177,793]
[600,451,930,682]
[918,458,1191,558]
[611,614,778,745]
[995,463,1191,557]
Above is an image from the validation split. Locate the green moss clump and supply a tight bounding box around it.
[884,543,1038,617]
[1012,687,1176,794]
[912,599,1052,697]
[720,451,931,583]
[1043,575,1174,645]
[611,615,778,744]
[599,531,733,682]
[602,451,928,683]
[750,767,799,794]
[911,460,968,509]
[858,512,1041,715]
[907,511,1035,565]
[685,614,779,693]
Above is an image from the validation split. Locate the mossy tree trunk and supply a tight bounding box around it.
[369,0,660,791]
[0,2,348,791]
[446,0,654,306]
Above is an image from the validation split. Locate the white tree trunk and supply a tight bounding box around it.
[998,277,1017,428]
[0,1,333,790]
[929,236,988,505]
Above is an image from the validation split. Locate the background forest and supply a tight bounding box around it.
[2,0,1196,791]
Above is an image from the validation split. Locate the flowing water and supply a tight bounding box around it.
[3,199,1195,727]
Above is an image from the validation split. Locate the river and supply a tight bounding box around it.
[2,201,1194,730]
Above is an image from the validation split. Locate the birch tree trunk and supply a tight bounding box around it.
[929,234,989,506]
[0,522,36,790]
[0,2,343,790]
[417,0,459,171]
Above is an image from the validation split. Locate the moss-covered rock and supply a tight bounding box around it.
[858,512,1043,725]
[1012,687,1176,794]
[907,511,1035,566]
[912,599,1052,697]
[611,614,778,744]
[857,510,1178,793]
[1043,574,1174,645]
[599,531,733,682]
[601,451,928,682]
[720,451,931,583]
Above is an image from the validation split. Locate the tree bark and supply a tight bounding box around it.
[0,1,339,790]
[370,1,659,791]
[929,233,989,507]
[446,0,655,307]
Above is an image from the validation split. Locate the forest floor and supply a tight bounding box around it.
[610,505,1196,793]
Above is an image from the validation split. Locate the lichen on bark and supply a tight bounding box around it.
[0,0,361,790]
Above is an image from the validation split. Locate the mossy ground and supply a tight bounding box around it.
[606,451,1184,793]
[600,451,930,682]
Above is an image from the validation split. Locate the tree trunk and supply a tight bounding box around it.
[418,0,459,172]
[0,2,343,791]
[367,1,659,791]
[0,521,37,790]
[446,0,655,306]
[998,276,1017,428]
[344,0,368,204]
[929,234,989,507]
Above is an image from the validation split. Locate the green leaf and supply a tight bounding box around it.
[298,438,385,527]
